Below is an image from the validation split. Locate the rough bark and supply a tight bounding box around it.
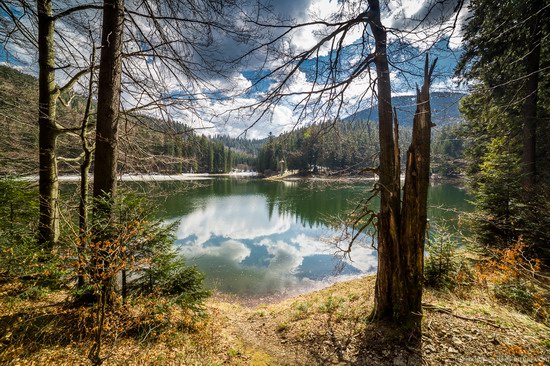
[93,0,124,205]
[368,0,400,319]
[400,55,437,326]
[521,0,542,190]
[368,0,436,327]
[368,0,401,321]
[37,0,60,247]
[91,0,125,304]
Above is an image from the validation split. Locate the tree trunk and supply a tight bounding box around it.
[93,0,124,205]
[400,55,436,327]
[368,0,436,328]
[92,0,124,303]
[520,0,542,190]
[368,0,402,321]
[78,65,95,289]
[37,0,60,248]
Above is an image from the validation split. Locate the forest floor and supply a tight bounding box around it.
[1,275,549,365]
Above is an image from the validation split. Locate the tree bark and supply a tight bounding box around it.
[368,0,401,321]
[400,55,436,326]
[37,0,60,248]
[368,1,436,328]
[91,0,124,304]
[78,63,95,289]
[93,0,124,205]
[520,0,542,190]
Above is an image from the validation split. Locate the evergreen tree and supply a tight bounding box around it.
[457,0,550,259]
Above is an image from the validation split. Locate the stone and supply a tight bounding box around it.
[447,346,459,354]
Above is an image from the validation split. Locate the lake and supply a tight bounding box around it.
[149,178,472,300]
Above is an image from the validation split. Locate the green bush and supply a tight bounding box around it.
[0,178,64,291]
[157,258,211,316]
[494,280,539,316]
[495,281,533,305]
[71,192,210,319]
[105,193,211,316]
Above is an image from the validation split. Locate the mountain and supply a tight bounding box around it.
[344,91,466,126]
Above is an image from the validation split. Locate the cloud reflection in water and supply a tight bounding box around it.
[172,194,377,297]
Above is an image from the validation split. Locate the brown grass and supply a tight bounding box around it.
[1,274,549,365]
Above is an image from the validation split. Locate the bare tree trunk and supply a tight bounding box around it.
[37,0,60,248]
[92,0,124,303]
[400,55,437,326]
[521,0,542,190]
[367,0,437,327]
[77,61,95,289]
[93,0,124,205]
[368,0,401,321]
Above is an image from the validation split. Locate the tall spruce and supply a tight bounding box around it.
[457,0,548,188]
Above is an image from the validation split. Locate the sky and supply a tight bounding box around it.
[0,0,469,139]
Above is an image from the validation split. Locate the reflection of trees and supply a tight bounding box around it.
[148,179,371,228]
[427,185,472,225]
[264,181,373,228]
[116,180,469,232]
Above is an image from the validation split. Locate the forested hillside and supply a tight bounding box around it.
[0,65,464,177]
[257,111,465,176]
[0,65,255,175]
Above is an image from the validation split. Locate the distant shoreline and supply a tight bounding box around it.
[264,171,465,185]
[12,171,464,185]
[13,172,260,182]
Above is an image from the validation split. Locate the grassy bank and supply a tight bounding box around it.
[1,274,548,365]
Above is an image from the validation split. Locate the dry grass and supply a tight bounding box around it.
[0,281,240,365]
[1,274,549,365]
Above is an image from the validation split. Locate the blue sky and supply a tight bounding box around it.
[0,0,468,138]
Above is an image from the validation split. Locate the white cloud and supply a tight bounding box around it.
[1,0,467,139]
[260,239,304,272]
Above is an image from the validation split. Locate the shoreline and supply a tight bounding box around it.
[210,273,369,308]
[264,171,466,185]
[10,172,465,185]
[13,172,260,182]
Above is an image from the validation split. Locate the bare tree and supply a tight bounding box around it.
[0,0,251,246]
[240,0,461,327]
[1,0,101,247]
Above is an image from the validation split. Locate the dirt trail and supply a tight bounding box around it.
[213,276,550,365]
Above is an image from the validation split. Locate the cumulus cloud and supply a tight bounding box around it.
[0,0,467,138]
[165,183,381,295]
[178,238,251,263]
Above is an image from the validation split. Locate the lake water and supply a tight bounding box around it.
[150,178,471,300]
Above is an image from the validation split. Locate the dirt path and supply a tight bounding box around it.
[212,277,550,365]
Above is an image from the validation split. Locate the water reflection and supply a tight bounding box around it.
[155,179,471,298]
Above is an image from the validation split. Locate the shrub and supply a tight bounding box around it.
[0,178,64,292]
[424,223,459,290]
[72,193,210,318]
[69,193,211,364]
[475,240,549,323]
